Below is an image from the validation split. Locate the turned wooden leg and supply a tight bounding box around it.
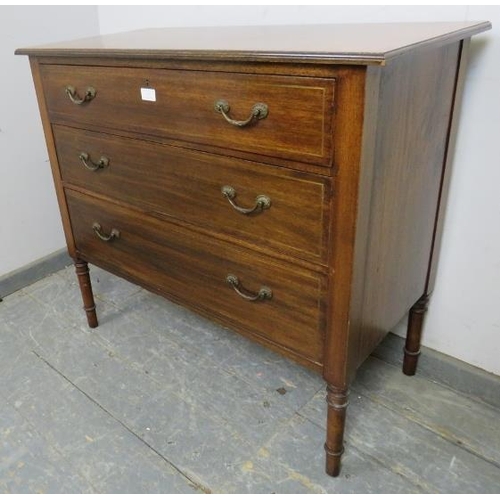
[324,385,349,477]
[403,294,430,376]
[74,258,98,328]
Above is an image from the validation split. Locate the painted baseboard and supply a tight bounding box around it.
[374,332,500,411]
[0,249,71,300]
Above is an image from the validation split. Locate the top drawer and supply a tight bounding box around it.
[39,64,336,167]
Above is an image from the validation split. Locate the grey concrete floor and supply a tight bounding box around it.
[1,264,499,493]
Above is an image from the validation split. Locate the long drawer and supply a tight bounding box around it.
[66,189,325,364]
[41,64,336,166]
[55,125,330,263]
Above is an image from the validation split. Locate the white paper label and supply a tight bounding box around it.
[140,87,156,102]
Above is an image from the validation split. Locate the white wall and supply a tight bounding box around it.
[99,6,500,376]
[0,6,99,275]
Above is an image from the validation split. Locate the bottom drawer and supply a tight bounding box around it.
[66,189,325,364]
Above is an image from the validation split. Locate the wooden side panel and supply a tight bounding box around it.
[426,40,470,293]
[356,42,462,366]
[28,57,76,256]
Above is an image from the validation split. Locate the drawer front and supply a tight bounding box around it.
[41,64,335,166]
[55,125,330,263]
[66,190,325,363]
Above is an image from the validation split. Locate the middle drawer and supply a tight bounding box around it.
[55,125,330,263]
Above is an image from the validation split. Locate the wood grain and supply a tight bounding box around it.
[54,124,331,264]
[18,22,490,478]
[16,22,491,65]
[27,58,76,256]
[356,42,462,367]
[41,64,336,166]
[425,39,470,294]
[66,189,325,365]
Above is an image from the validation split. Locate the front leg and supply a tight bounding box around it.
[324,384,349,477]
[74,258,98,328]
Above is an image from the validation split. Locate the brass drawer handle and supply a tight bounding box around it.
[221,185,271,215]
[79,152,109,171]
[92,222,120,242]
[214,99,268,127]
[65,85,96,105]
[226,274,272,302]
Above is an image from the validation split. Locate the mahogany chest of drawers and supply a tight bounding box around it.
[17,21,491,477]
